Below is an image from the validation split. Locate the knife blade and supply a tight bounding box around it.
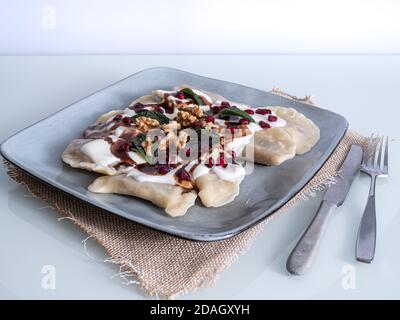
[286,144,363,275]
[323,144,364,206]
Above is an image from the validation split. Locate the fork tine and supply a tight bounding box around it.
[363,133,375,167]
[383,136,389,173]
[374,135,383,169]
[368,134,378,168]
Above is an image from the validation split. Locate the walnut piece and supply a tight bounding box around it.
[161,120,181,133]
[191,106,204,118]
[135,116,159,132]
[177,131,188,149]
[158,132,177,150]
[176,111,197,127]
[141,137,154,156]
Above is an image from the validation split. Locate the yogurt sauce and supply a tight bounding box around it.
[192,163,245,183]
[81,139,120,167]
[127,166,179,185]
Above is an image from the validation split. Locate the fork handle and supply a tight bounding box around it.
[356,175,377,263]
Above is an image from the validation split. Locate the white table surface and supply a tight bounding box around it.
[0,55,399,300]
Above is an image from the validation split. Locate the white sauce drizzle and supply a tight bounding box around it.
[81,139,120,168]
[192,163,245,183]
[126,166,179,184]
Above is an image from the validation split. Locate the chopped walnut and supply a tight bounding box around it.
[191,106,204,118]
[141,137,154,156]
[177,131,188,149]
[161,120,181,133]
[158,132,177,150]
[157,130,188,152]
[176,111,197,127]
[135,116,159,132]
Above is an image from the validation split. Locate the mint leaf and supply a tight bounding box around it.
[132,110,170,125]
[217,107,255,123]
[179,88,205,106]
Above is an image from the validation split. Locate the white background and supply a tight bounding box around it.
[1,0,400,54]
[1,1,399,300]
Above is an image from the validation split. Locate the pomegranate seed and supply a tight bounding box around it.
[131,102,145,111]
[176,92,185,100]
[114,114,123,121]
[153,105,164,113]
[157,165,171,175]
[206,157,214,168]
[244,109,254,115]
[206,115,215,123]
[268,115,277,122]
[212,106,221,114]
[176,169,191,181]
[229,127,235,134]
[256,109,272,115]
[220,101,230,107]
[259,121,271,129]
[219,153,228,168]
[185,148,191,157]
[122,117,132,125]
[118,142,129,152]
[239,118,249,125]
[193,120,204,129]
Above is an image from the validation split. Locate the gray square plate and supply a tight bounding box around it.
[0,67,348,241]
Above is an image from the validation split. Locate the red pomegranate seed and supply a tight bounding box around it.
[131,102,144,111]
[122,117,132,125]
[220,101,230,107]
[205,115,215,123]
[239,118,249,125]
[193,120,205,129]
[229,127,235,134]
[244,109,254,115]
[157,165,171,175]
[219,153,228,168]
[153,105,165,113]
[118,142,129,152]
[176,92,185,100]
[256,109,272,115]
[212,106,221,114]
[259,121,271,129]
[185,148,191,157]
[268,115,278,122]
[206,158,214,168]
[114,114,123,121]
[176,169,191,181]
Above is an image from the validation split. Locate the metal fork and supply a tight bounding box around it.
[356,134,389,263]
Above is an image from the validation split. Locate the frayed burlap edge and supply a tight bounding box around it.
[2,91,369,299]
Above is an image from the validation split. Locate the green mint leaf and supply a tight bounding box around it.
[132,110,170,125]
[217,107,255,123]
[131,133,148,162]
[179,88,205,106]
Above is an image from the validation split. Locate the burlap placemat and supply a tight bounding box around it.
[3,92,369,299]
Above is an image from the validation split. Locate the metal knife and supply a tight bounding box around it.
[286,144,363,275]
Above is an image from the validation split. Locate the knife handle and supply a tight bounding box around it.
[286,200,337,275]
